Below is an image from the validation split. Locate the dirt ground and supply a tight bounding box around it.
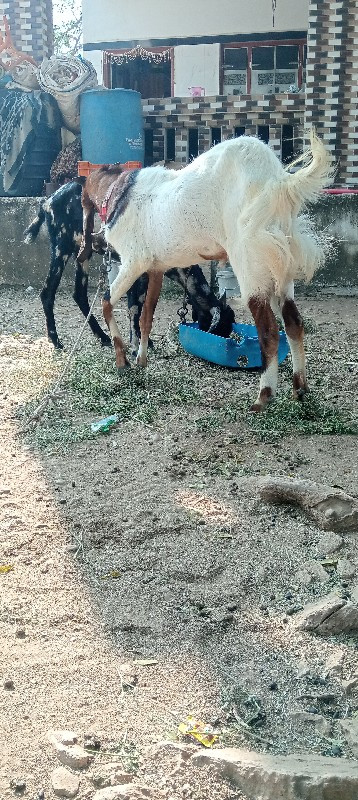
[0,283,358,799]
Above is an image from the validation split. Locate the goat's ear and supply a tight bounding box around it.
[208,306,221,333]
[219,289,227,309]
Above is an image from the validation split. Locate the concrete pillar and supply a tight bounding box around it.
[0,0,53,62]
[305,0,358,185]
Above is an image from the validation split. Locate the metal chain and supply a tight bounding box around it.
[99,246,113,291]
[177,272,189,324]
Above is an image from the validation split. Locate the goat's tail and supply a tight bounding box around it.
[23,200,46,243]
[236,130,334,294]
[284,128,334,210]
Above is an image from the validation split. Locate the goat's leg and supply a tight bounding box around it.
[73,259,111,346]
[40,255,68,349]
[281,295,308,400]
[127,274,149,358]
[78,199,95,264]
[248,296,280,412]
[103,262,147,369]
[136,271,163,367]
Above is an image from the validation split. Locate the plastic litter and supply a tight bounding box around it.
[100,569,121,579]
[91,414,119,434]
[0,564,13,574]
[178,715,219,747]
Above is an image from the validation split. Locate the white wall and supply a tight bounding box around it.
[82,0,309,46]
[85,49,103,84]
[174,44,220,96]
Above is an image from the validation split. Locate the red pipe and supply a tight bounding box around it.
[323,188,358,194]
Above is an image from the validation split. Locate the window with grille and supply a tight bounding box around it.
[223,42,304,96]
[223,47,248,94]
[251,44,299,94]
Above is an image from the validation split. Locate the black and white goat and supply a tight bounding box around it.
[24,180,235,354]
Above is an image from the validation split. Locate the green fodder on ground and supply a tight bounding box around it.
[12,328,358,452]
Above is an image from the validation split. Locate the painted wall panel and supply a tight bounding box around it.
[174,44,220,96]
[83,0,308,46]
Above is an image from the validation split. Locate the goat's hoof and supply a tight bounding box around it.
[100,336,112,348]
[250,401,264,413]
[135,358,147,368]
[293,373,309,401]
[250,388,273,413]
[293,386,309,402]
[53,339,64,350]
[117,362,131,372]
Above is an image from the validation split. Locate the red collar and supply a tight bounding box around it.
[99,179,117,223]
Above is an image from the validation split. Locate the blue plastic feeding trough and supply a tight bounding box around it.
[178,322,290,369]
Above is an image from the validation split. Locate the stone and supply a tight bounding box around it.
[296,659,311,678]
[146,741,196,763]
[317,531,343,555]
[339,718,358,758]
[15,628,26,639]
[295,593,346,631]
[295,592,358,635]
[324,649,345,678]
[51,767,80,798]
[318,602,358,635]
[337,559,356,579]
[342,676,358,695]
[191,747,358,800]
[4,678,14,690]
[84,734,101,751]
[48,732,92,769]
[295,560,330,586]
[118,662,138,688]
[255,476,358,533]
[90,764,134,789]
[48,730,78,746]
[10,780,26,794]
[289,711,332,736]
[93,785,153,800]
[351,585,358,604]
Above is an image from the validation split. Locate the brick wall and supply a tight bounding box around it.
[0,0,53,63]
[304,0,358,185]
[142,93,306,165]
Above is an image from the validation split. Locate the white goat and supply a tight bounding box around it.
[81,131,332,410]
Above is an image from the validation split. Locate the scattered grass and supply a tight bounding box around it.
[196,392,358,443]
[17,347,202,452]
[248,393,358,442]
[91,740,140,773]
[11,318,358,453]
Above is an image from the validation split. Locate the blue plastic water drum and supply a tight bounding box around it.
[179,322,290,369]
[80,88,144,165]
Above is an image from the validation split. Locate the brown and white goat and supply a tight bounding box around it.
[79,133,332,409]
[79,166,164,367]
[26,178,235,354]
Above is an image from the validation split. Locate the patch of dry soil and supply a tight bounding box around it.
[0,286,357,798]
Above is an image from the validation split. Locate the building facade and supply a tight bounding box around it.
[82,0,357,185]
[0,0,53,63]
